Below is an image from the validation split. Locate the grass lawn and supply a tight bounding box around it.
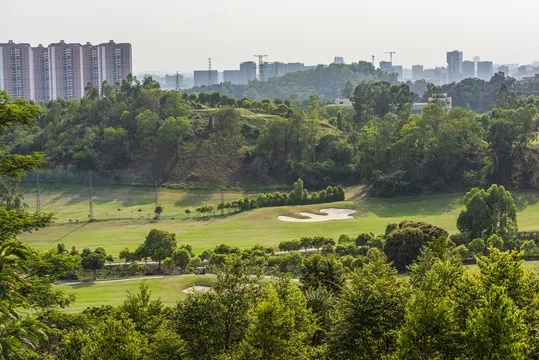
[22,184,248,223]
[56,274,216,313]
[19,186,539,258]
[59,261,539,313]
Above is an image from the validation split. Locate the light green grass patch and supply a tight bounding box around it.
[20,187,539,258]
[56,274,215,313]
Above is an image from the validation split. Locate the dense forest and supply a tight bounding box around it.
[4,71,539,196]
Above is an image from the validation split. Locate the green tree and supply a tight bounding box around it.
[154,205,163,220]
[384,221,448,272]
[117,281,165,334]
[457,184,517,240]
[465,285,526,360]
[172,247,191,273]
[137,229,176,270]
[352,81,413,125]
[0,91,56,358]
[156,116,193,156]
[301,253,345,294]
[173,261,257,359]
[238,279,318,360]
[81,247,107,281]
[80,317,146,360]
[328,249,408,359]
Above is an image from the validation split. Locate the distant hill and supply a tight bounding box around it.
[188,62,397,101]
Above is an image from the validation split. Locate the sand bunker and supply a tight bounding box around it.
[278,208,356,223]
[182,285,211,294]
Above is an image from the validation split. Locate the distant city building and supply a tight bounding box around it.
[239,61,256,84]
[31,44,51,102]
[98,40,132,86]
[0,40,32,100]
[379,61,392,71]
[447,50,463,82]
[412,93,452,114]
[334,98,353,107]
[0,40,132,101]
[333,57,345,65]
[498,65,509,76]
[520,74,539,84]
[412,65,424,80]
[223,70,243,85]
[48,40,85,100]
[193,70,218,87]
[261,62,305,81]
[423,67,448,86]
[477,61,493,81]
[462,61,475,79]
[473,56,480,78]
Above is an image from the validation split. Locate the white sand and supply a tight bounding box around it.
[278,208,356,223]
[182,285,212,294]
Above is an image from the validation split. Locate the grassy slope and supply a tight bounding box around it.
[20,185,539,257]
[57,274,215,313]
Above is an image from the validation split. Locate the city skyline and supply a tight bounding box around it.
[3,0,539,73]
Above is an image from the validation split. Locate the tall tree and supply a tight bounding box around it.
[136,229,176,270]
[328,249,409,359]
[457,184,517,240]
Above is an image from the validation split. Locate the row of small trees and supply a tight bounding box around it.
[187,179,345,218]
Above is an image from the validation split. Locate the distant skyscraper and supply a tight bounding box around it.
[48,40,85,100]
[447,50,463,83]
[193,70,218,87]
[223,70,243,85]
[333,57,344,65]
[379,61,392,71]
[239,61,256,84]
[98,40,132,86]
[462,61,474,79]
[0,40,32,100]
[31,44,51,102]
[412,65,424,80]
[473,56,480,78]
[82,42,101,90]
[477,61,493,81]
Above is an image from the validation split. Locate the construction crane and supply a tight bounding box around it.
[384,51,396,65]
[253,54,267,81]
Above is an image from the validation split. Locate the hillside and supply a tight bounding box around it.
[5,77,539,195]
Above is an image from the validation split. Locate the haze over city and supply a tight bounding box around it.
[4,0,539,73]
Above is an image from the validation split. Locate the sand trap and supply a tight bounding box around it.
[182,285,211,294]
[278,208,356,223]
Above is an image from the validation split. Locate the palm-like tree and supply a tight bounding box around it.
[0,241,48,358]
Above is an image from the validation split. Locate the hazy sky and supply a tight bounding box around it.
[4,0,539,74]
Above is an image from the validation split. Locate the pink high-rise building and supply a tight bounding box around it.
[0,40,132,101]
[99,40,132,86]
[0,40,33,100]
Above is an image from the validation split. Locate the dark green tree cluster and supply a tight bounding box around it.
[25,240,539,360]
